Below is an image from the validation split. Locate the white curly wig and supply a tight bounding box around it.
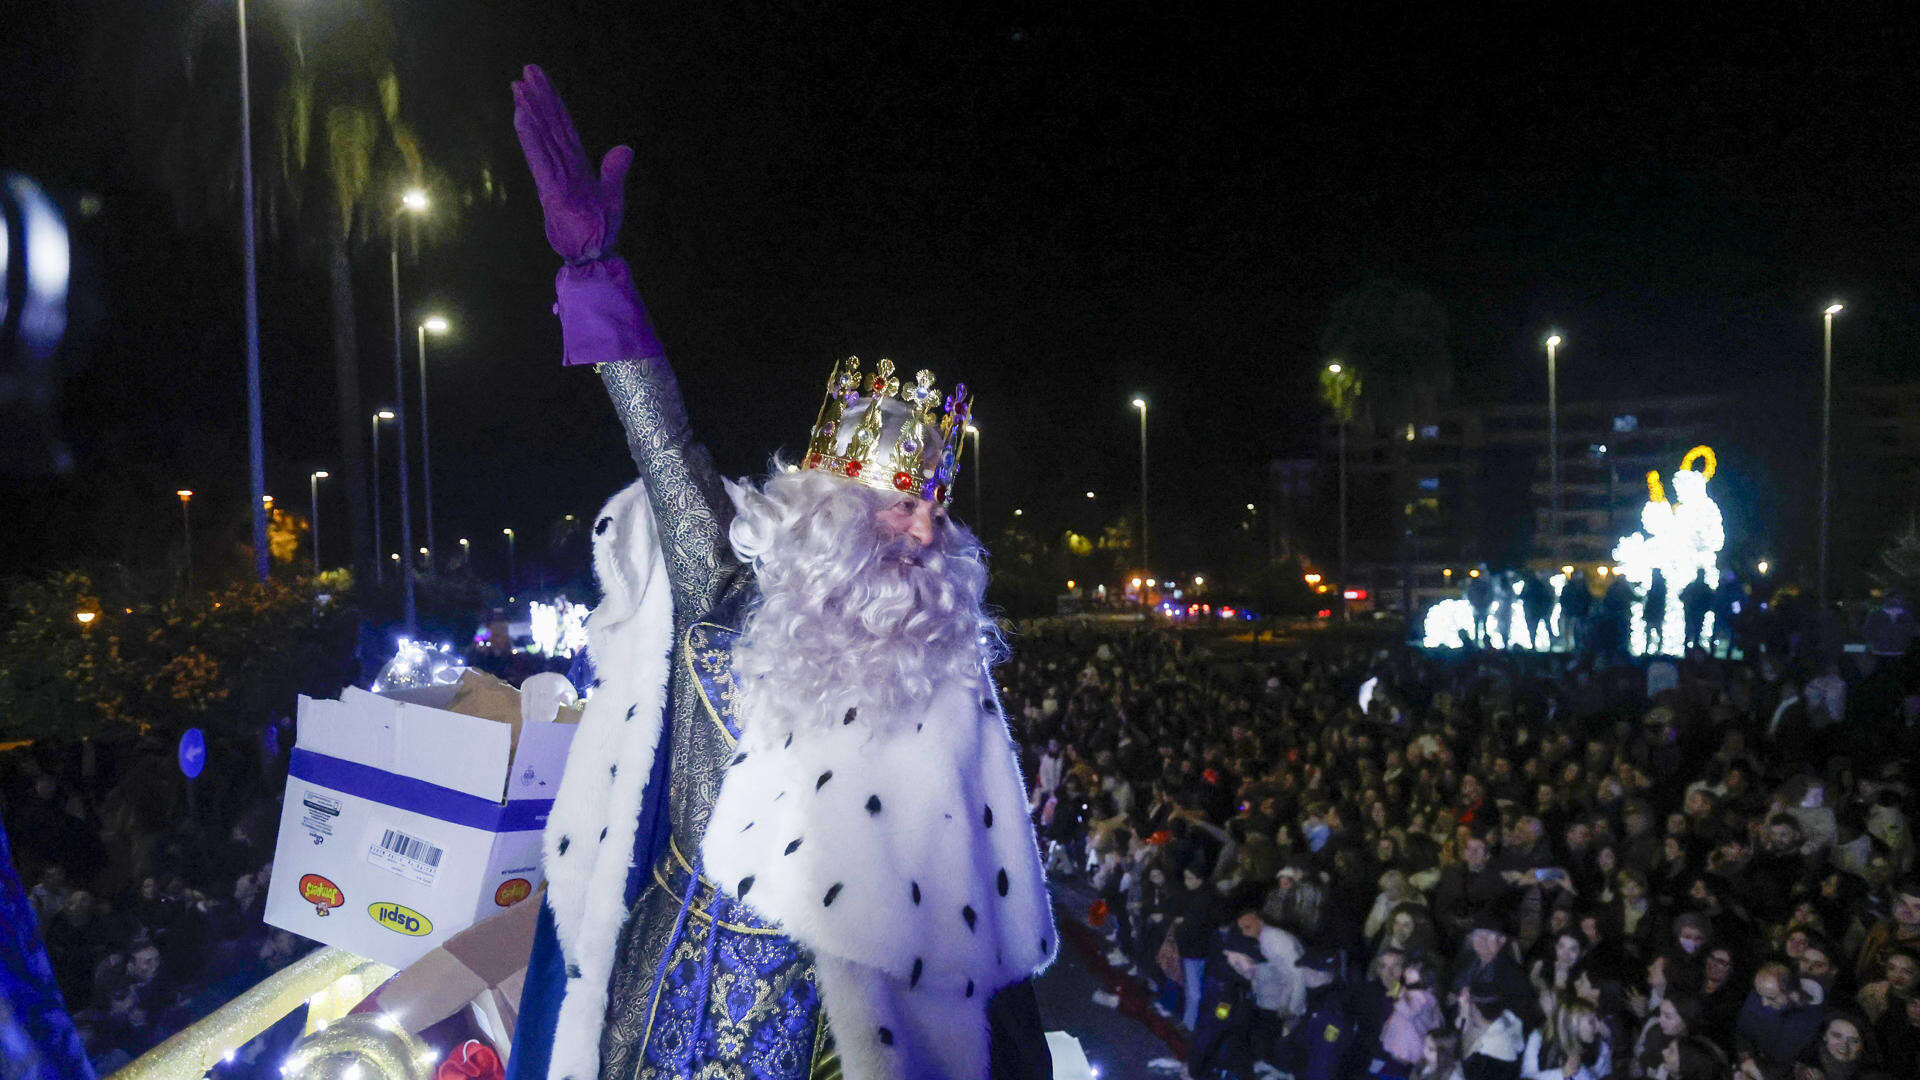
[724,465,997,744]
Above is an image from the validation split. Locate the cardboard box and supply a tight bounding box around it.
[265,678,575,968]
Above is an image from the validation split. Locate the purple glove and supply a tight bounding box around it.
[512,64,631,263]
[512,64,662,366]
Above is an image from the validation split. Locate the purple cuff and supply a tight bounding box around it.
[553,257,665,367]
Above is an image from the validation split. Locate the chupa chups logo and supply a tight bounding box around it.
[494,878,532,907]
[369,902,433,937]
[298,874,345,916]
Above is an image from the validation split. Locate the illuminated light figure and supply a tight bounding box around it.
[1611,445,1724,655]
[1423,575,1540,649]
[528,595,593,658]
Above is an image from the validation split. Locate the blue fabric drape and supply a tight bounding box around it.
[0,809,95,1080]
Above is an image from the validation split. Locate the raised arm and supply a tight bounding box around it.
[513,65,735,618]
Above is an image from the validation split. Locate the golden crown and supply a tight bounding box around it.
[802,356,971,505]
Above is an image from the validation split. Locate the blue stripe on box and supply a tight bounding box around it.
[289,748,554,833]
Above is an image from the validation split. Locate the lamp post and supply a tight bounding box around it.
[503,528,516,592]
[308,471,329,575]
[1131,397,1149,577]
[1820,302,1843,613]
[964,423,981,527]
[177,490,194,590]
[1546,333,1563,561]
[371,410,395,582]
[417,314,449,569]
[458,537,470,569]
[1319,363,1360,603]
[236,0,267,583]
[389,188,429,633]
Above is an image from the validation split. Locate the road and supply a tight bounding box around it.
[1033,881,1185,1080]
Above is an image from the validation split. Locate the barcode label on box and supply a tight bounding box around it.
[366,825,445,886]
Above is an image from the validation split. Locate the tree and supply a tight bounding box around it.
[144,1,448,584]
[0,572,357,744]
[1318,278,1451,429]
[1875,515,1920,599]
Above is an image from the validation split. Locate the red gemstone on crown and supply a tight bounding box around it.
[845,460,862,477]
[807,453,823,468]
[894,471,914,491]
[934,485,947,503]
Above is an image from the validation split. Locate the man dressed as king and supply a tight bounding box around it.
[504,66,1056,1080]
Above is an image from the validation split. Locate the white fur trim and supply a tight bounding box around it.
[701,678,1054,1080]
[539,479,675,1080]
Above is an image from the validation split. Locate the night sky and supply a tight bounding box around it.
[8,2,1919,585]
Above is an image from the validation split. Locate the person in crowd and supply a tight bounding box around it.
[1354,947,1409,1074]
[1416,1027,1468,1080]
[1523,572,1557,653]
[1786,1010,1875,1080]
[1560,571,1592,654]
[1642,570,1668,657]
[1629,993,1701,1078]
[1185,929,1264,1080]
[1734,961,1823,1077]
[1231,898,1302,1043]
[1520,995,1612,1080]
[1679,570,1713,653]
[1854,877,1920,984]
[1274,948,1354,1080]
[1172,862,1226,1030]
[1854,943,1917,1022]
[1454,911,1536,1027]
[1379,957,1448,1080]
[1529,930,1586,1020]
[1468,569,1495,648]
[1457,978,1527,1080]
[1435,836,1510,943]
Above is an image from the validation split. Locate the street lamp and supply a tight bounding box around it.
[417,314,450,570]
[1131,397,1149,576]
[964,424,981,528]
[1320,363,1360,602]
[177,489,194,590]
[371,410,396,583]
[1819,302,1843,613]
[235,0,267,583]
[459,537,470,568]
[309,471,329,575]
[503,528,516,591]
[1545,333,1563,561]
[389,189,429,633]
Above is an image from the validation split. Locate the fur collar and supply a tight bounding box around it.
[537,479,674,1080]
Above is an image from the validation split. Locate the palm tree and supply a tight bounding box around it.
[137,0,436,583]
[272,15,426,582]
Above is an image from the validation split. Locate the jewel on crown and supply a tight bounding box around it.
[802,356,970,505]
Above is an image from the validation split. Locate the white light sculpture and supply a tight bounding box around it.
[1611,445,1724,655]
[1422,576,1540,650]
[528,595,593,658]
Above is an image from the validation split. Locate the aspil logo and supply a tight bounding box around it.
[369,902,433,936]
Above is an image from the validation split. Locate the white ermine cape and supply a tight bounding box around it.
[700,672,1055,1080]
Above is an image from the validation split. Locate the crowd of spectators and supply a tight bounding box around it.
[1004,625,1920,1080]
[3,728,308,1073]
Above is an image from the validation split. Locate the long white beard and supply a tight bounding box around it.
[726,469,994,746]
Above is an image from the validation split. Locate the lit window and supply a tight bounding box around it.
[1612,414,1638,433]
[1418,477,1440,491]
[1419,425,1440,439]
